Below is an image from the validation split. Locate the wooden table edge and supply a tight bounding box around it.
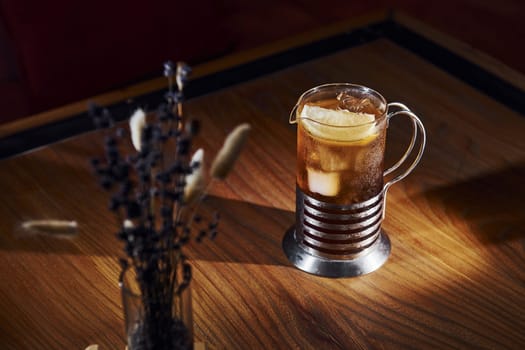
[0,10,389,140]
[392,11,525,92]
[0,9,523,144]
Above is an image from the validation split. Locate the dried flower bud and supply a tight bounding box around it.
[161,206,172,218]
[105,136,117,148]
[164,91,182,104]
[129,108,146,151]
[109,196,120,211]
[156,171,171,184]
[90,158,100,167]
[168,160,183,175]
[163,60,174,78]
[196,230,207,242]
[116,127,126,138]
[88,103,102,117]
[177,137,191,156]
[116,229,127,240]
[185,119,200,136]
[100,176,113,190]
[210,123,251,179]
[183,148,205,204]
[100,108,114,128]
[157,103,175,122]
[183,263,192,281]
[127,202,142,218]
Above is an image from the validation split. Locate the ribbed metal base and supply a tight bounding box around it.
[283,226,390,278]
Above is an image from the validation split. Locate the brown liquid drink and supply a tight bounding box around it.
[296,97,387,205]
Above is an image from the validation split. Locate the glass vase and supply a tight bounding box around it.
[120,265,194,350]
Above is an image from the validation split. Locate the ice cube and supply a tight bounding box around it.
[307,168,339,197]
[318,145,349,171]
[338,95,374,114]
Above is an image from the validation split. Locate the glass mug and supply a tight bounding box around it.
[283,83,426,277]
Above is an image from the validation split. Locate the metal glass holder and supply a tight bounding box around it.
[283,189,391,277]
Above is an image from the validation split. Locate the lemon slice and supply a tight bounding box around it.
[300,105,376,142]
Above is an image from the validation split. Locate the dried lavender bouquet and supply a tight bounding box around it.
[90,62,250,350]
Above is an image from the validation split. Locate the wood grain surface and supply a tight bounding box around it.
[1,38,524,349]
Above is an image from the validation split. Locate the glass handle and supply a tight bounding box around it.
[383,102,426,195]
[289,104,299,124]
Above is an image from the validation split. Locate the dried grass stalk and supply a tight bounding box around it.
[176,62,190,92]
[210,123,251,179]
[21,220,78,235]
[184,148,205,204]
[129,108,146,151]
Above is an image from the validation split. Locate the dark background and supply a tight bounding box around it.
[1,0,524,124]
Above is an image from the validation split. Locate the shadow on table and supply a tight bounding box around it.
[188,195,295,267]
[421,161,525,246]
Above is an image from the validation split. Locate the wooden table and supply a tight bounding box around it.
[1,14,524,349]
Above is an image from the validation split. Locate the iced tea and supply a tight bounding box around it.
[296,96,387,205]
